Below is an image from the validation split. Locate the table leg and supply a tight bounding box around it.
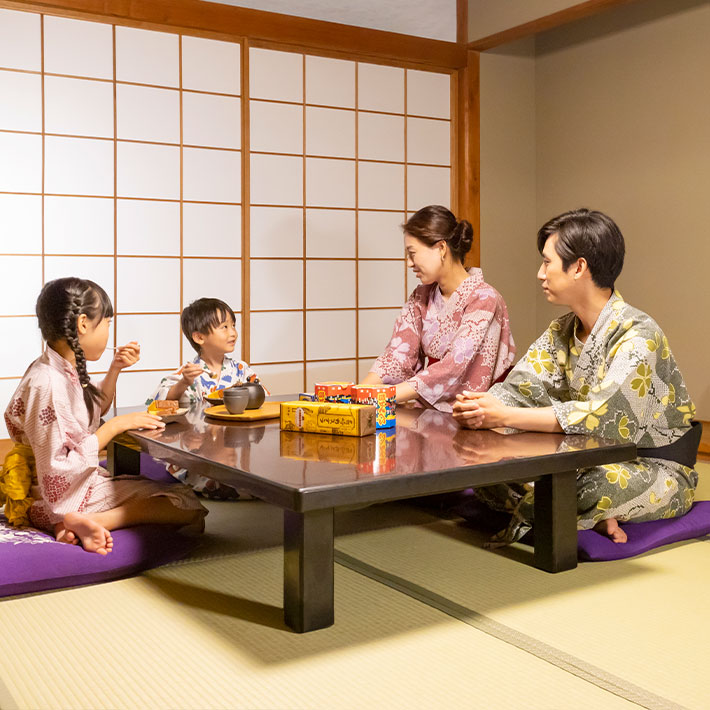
[534,470,578,572]
[106,440,141,477]
[283,508,334,633]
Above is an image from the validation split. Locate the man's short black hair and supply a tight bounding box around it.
[181,298,236,353]
[537,208,625,290]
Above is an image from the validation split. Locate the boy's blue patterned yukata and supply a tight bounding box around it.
[148,354,259,499]
[149,354,258,407]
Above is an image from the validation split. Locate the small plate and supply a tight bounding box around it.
[158,407,188,423]
[205,391,224,404]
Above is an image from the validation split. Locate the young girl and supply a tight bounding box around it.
[2,277,207,554]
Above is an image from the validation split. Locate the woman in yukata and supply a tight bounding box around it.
[1,278,207,554]
[360,205,516,412]
[453,208,699,544]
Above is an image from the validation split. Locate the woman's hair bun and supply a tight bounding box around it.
[449,219,474,259]
[403,205,474,263]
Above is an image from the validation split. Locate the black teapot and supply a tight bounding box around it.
[236,381,265,409]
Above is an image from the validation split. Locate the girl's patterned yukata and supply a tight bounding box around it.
[149,354,259,496]
[371,268,516,412]
[478,291,698,544]
[150,354,258,406]
[3,348,206,532]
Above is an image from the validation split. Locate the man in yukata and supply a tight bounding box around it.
[453,208,698,544]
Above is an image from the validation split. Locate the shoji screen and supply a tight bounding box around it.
[247,48,452,394]
[0,9,243,437]
[0,8,452,437]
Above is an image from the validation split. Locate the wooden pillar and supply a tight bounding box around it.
[456,49,480,268]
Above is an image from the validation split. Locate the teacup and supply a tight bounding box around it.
[223,387,249,414]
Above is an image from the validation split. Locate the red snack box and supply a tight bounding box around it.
[314,381,354,403]
[352,384,396,429]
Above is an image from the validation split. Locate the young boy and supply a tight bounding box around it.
[149,298,260,499]
[153,298,257,405]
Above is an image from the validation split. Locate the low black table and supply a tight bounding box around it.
[106,402,636,632]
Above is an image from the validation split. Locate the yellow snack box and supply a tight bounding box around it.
[280,401,376,437]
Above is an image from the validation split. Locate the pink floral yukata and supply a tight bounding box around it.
[371,268,516,412]
[4,348,206,532]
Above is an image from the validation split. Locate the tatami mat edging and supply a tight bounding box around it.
[334,549,687,710]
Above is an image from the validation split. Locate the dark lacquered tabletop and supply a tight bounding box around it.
[111,399,636,512]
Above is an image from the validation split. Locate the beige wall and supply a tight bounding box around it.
[535,0,710,416]
[479,0,710,416]
[469,0,587,43]
[479,38,539,353]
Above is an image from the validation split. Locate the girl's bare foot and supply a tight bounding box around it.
[53,523,79,545]
[63,512,114,555]
[594,517,627,543]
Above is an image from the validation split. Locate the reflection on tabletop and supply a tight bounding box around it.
[122,399,598,477]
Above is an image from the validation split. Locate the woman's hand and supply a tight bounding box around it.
[111,341,140,371]
[180,362,203,386]
[452,391,509,429]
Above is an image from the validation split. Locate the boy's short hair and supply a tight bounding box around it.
[181,298,236,353]
[537,208,625,290]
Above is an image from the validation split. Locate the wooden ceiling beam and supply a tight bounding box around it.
[468,0,641,51]
[1,0,467,68]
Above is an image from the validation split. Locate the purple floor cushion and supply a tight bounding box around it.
[0,515,196,598]
[446,493,710,562]
[1,456,192,598]
[577,501,710,561]
[99,453,176,484]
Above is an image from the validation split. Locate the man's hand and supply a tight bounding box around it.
[452,391,509,429]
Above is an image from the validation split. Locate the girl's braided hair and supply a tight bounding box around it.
[36,277,114,418]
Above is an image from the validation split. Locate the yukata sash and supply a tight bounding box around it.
[0,444,36,527]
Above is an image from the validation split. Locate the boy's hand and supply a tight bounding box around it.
[180,362,203,386]
[111,342,140,371]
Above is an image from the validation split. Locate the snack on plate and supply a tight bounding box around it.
[148,399,180,416]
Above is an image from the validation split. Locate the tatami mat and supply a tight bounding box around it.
[335,466,710,710]
[0,541,639,710]
[0,463,707,710]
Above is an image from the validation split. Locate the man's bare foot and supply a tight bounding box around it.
[63,512,114,555]
[594,518,627,543]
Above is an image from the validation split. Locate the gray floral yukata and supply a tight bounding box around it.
[478,291,698,544]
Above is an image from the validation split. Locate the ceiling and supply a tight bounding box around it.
[209,0,458,42]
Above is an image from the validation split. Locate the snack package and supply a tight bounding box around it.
[280,401,376,437]
[314,381,354,403]
[351,384,396,429]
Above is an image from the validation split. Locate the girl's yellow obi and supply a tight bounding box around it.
[0,444,36,527]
